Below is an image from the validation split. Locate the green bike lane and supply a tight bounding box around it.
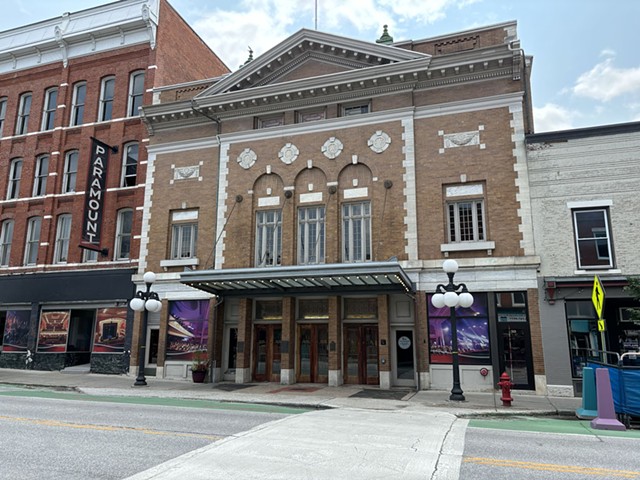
[0,383,311,415]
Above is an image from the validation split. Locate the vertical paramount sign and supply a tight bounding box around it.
[82,138,111,247]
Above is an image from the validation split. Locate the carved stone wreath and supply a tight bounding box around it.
[368,131,391,153]
[237,148,257,169]
[321,137,343,159]
[278,143,299,165]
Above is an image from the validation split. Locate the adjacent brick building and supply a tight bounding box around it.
[140,21,546,393]
[0,0,228,373]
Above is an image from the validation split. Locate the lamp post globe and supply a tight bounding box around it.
[129,296,145,312]
[431,293,446,308]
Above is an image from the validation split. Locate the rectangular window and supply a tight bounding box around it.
[256,115,284,129]
[298,206,325,265]
[573,209,613,269]
[7,158,22,200]
[41,88,58,130]
[99,76,115,121]
[115,209,133,260]
[0,219,14,266]
[171,223,198,259]
[54,214,72,263]
[33,155,49,196]
[63,151,78,193]
[15,93,32,135]
[448,200,485,242]
[70,82,86,126]
[128,71,145,116]
[121,143,138,187]
[255,209,282,267]
[342,103,370,116]
[83,248,98,263]
[342,201,371,262]
[0,97,7,137]
[24,217,42,265]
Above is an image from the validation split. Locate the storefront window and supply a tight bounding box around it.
[428,293,489,364]
[566,300,599,378]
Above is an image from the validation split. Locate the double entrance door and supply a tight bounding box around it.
[344,324,379,385]
[253,324,281,382]
[297,324,328,383]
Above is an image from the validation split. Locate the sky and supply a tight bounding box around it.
[2,0,639,133]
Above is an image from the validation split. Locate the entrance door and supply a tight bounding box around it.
[392,328,415,387]
[344,325,378,385]
[297,324,328,383]
[145,326,159,376]
[497,324,534,389]
[253,324,281,382]
[223,326,238,381]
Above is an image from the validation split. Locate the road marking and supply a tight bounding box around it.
[464,457,640,478]
[0,414,222,441]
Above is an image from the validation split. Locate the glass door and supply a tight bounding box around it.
[497,324,534,389]
[392,329,415,387]
[297,324,328,383]
[223,326,238,381]
[253,324,281,382]
[343,324,378,385]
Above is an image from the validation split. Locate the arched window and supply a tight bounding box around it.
[54,214,72,263]
[0,219,14,266]
[15,92,32,135]
[98,76,115,121]
[70,81,86,126]
[128,71,145,116]
[7,158,22,200]
[115,209,133,260]
[121,142,138,187]
[33,155,49,196]
[63,150,79,193]
[24,217,42,266]
[41,87,58,131]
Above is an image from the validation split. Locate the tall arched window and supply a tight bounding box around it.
[54,214,72,263]
[41,87,58,131]
[7,158,22,200]
[24,217,42,266]
[128,71,145,116]
[63,150,78,193]
[99,76,115,121]
[33,155,49,197]
[121,142,138,187]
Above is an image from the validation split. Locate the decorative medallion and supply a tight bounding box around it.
[443,131,480,149]
[237,148,257,169]
[278,143,299,165]
[368,130,391,153]
[174,166,199,180]
[321,137,343,159]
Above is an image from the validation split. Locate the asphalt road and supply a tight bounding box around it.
[0,385,302,480]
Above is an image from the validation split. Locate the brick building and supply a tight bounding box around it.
[0,0,228,373]
[527,122,640,396]
[138,21,545,392]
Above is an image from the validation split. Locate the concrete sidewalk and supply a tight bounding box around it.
[0,367,581,417]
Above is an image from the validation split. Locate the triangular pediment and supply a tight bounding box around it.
[196,28,429,97]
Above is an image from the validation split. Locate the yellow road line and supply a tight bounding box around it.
[464,457,640,478]
[0,414,222,441]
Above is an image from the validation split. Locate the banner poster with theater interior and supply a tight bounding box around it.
[37,311,71,353]
[93,307,128,353]
[428,293,490,365]
[166,300,210,361]
[2,310,31,352]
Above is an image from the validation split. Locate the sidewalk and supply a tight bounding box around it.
[0,367,581,417]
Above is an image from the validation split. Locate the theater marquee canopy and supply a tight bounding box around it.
[181,262,415,298]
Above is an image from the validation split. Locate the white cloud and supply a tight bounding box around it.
[572,57,640,102]
[533,103,576,132]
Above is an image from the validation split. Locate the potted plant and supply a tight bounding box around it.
[191,350,209,383]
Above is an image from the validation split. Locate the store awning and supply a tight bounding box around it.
[180,262,415,297]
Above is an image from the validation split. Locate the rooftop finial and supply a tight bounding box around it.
[376,25,393,45]
[243,46,253,66]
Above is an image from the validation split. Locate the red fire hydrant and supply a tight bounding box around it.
[498,372,513,407]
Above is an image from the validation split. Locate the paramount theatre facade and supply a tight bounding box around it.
[137,21,546,392]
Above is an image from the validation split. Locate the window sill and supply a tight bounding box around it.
[160,258,199,268]
[574,268,621,275]
[440,241,495,253]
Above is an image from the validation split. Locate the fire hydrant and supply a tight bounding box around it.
[498,372,514,407]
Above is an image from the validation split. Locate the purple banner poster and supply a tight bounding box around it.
[166,300,210,361]
[2,310,31,352]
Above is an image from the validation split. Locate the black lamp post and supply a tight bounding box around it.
[129,271,162,386]
[431,259,474,401]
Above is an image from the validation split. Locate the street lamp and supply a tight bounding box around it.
[130,271,162,386]
[431,259,474,401]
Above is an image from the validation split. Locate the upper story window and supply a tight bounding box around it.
[256,209,282,267]
[24,217,42,266]
[170,210,198,260]
[7,158,22,200]
[115,209,133,260]
[342,201,371,263]
[0,219,14,266]
[99,76,115,122]
[341,103,370,116]
[121,142,138,187]
[0,97,7,137]
[33,155,49,197]
[256,115,284,129]
[41,87,58,131]
[15,92,32,135]
[298,206,325,265]
[63,150,78,193]
[83,248,98,263]
[70,82,86,126]
[446,183,486,243]
[573,208,613,269]
[296,109,326,123]
[54,214,72,263]
[127,71,145,117]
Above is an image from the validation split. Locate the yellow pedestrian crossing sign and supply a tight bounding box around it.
[592,275,605,321]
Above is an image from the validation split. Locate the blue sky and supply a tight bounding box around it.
[2,0,639,132]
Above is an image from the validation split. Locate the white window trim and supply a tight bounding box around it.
[255,209,282,267]
[121,142,138,187]
[298,205,325,265]
[41,87,58,131]
[70,82,86,126]
[114,209,133,260]
[98,76,115,122]
[0,219,14,266]
[170,222,198,260]
[447,199,486,243]
[53,214,72,264]
[24,217,42,265]
[16,93,32,135]
[342,201,372,263]
[33,155,49,197]
[0,97,8,137]
[7,158,22,200]
[62,151,78,193]
[572,208,613,270]
[127,70,145,117]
